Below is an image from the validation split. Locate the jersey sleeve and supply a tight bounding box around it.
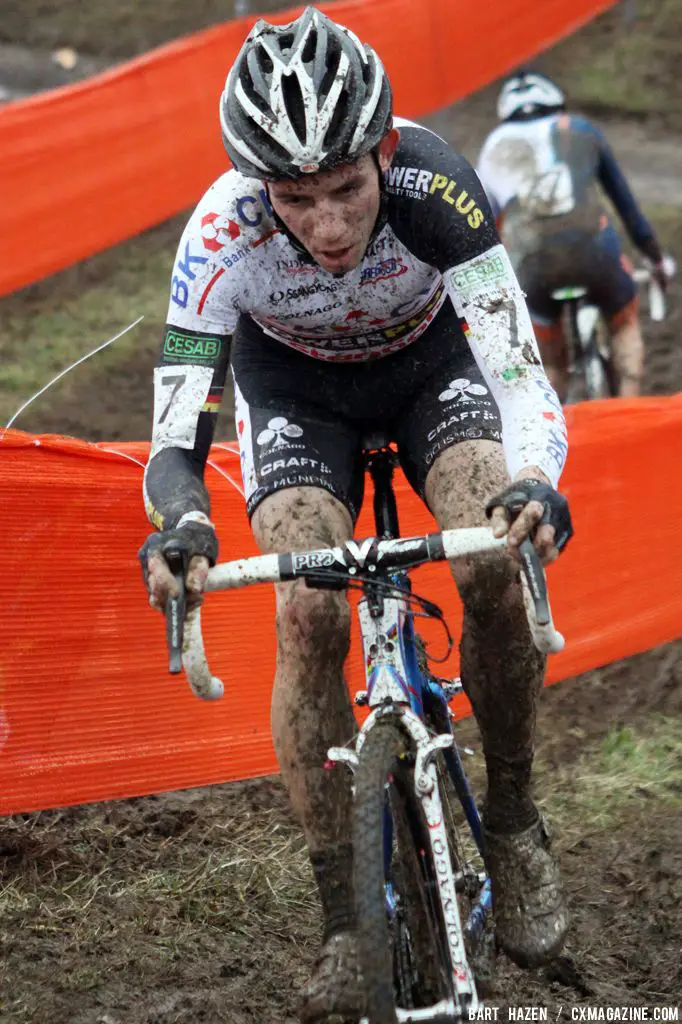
[445,244,567,487]
[143,170,260,530]
[592,123,660,258]
[143,322,232,531]
[165,172,250,335]
[387,124,568,487]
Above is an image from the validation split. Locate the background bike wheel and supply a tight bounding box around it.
[565,303,617,400]
[583,318,617,399]
[354,718,456,1024]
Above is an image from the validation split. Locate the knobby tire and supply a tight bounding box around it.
[354,718,455,1024]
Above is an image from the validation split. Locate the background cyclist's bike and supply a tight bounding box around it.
[556,258,674,401]
[165,438,563,1022]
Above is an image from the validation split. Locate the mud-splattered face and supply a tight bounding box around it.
[268,130,399,275]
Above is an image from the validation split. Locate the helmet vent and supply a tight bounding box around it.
[245,49,273,111]
[249,119,292,165]
[279,31,296,55]
[319,46,342,98]
[255,47,274,76]
[281,74,307,147]
[323,94,349,151]
[301,31,317,65]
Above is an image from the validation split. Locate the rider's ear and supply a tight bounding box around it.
[376,127,400,172]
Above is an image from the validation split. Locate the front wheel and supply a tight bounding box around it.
[353,719,459,1024]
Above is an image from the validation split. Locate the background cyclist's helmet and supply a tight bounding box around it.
[497,71,566,122]
[220,6,393,179]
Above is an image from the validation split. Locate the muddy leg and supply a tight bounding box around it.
[252,486,357,937]
[610,316,645,397]
[425,441,545,832]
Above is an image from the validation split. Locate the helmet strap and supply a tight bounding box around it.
[368,149,390,246]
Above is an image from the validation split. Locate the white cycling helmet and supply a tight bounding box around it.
[497,71,566,121]
[220,6,393,179]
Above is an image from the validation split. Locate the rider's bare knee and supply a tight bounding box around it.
[276,579,351,663]
[454,549,521,623]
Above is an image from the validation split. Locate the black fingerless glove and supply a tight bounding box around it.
[138,520,219,588]
[485,478,574,552]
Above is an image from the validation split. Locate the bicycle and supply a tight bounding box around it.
[163,436,564,1021]
[554,263,670,402]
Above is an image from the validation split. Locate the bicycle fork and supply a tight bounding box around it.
[329,587,480,1016]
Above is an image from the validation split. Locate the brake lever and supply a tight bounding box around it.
[518,537,550,626]
[164,547,188,673]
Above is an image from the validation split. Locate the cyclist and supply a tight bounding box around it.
[139,9,573,1019]
[477,70,673,401]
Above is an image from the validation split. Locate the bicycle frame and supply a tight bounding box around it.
[328,446,487,1015]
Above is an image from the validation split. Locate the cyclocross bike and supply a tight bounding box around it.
[557,262,671,402]
[164,436,564,1022]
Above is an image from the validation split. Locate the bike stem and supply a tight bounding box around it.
[366,446,400,539]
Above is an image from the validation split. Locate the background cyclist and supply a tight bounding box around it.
[477,70,674,401]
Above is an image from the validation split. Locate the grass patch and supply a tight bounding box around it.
[540,0,682,128]
[0,0,290,59]
[0,799,316,1001]
[0,216,184,433]
[539,716,682,832]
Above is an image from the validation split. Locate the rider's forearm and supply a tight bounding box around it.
[638,234,664,267]
[144,445,213,531]
[143,324,231,531]
[514,466,551,486]
[445,244,568,488]
[598,145,660,257]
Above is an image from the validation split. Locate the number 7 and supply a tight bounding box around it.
[159,373,187,424]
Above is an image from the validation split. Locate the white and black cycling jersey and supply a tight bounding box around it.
[168,118,496,364]
[147,118,567,531]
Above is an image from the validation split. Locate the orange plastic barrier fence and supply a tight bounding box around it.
[1,395,682,814]
[0,0,616,298]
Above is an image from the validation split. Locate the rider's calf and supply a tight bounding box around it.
[275,578,351,673]
[255,486,357,855]
[456,550,545,834]
[425,440,545,831]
